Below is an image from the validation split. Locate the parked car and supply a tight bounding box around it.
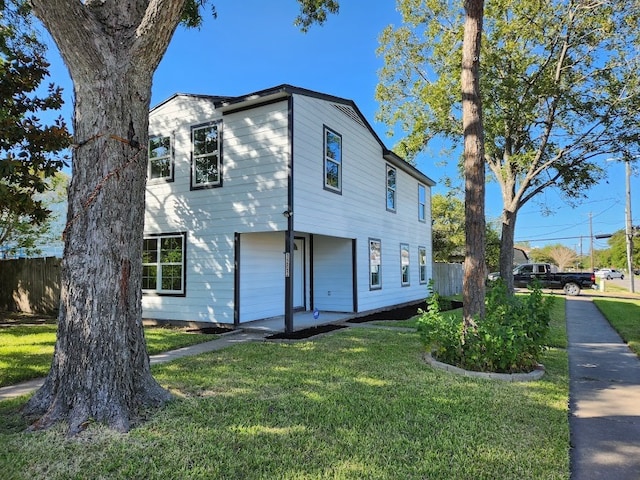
[512,263,595,295]
[594,268,624,280]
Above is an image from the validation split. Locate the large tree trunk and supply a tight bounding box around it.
[461,0,486,329]
[499,209,517,293]
[23,0,186,435]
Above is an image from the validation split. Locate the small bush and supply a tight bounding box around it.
[417,279,554,373]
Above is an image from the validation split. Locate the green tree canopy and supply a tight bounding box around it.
[376,0,640,290]
[0,0,71,254]
[432,192,500,269]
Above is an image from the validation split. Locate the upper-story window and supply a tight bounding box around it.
[324,126,342,193]
[191,121,222,189]
[418,184,426,222]
[148,135,173,182]
[386,165,397,212]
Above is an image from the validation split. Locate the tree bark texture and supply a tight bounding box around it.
[499,209,517,293]
[461,0,486,327]
[23,0,186,434]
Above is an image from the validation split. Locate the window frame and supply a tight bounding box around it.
[147,134,174,183]
[323,125,342,194]
[142,232,187,296]
[400,243,410,286]
[418,184,426,222]
[386,164,397,212]
[418,246,427,284]
[191,120,222,190]
[369,238,382,290]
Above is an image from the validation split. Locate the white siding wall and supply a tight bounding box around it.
[312,235,353,312]
[292,94,433,313]
[143,96,290,323]
[239,232,285,322]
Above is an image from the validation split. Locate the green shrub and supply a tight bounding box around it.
[417,279,554,373]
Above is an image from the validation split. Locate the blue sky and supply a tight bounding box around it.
[40,0,637,254]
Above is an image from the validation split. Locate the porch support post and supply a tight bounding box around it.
[284,229,294,333]
[284,95,294,334]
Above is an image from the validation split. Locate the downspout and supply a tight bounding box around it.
[284,95,294,333]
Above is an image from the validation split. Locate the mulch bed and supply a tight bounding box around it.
[346,299,463,323]
[186,326,235,335]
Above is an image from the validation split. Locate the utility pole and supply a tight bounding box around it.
[625,158,635,293]
[589,212,594,271]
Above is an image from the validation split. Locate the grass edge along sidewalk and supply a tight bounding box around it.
[0,300,569,479]
[592,297,640,356]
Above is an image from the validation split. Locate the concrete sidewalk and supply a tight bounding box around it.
[0,331,267,402]
[566,297,640,479]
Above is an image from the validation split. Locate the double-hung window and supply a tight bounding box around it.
[192,121,222,189]
[418,246,427,284]
[386,165,397,212]
[148,135,173,182]
[142,233,186,295]
[400,243,410,286]
[369,238,382,289]
[418,184,426,222]
[324,126,342,193]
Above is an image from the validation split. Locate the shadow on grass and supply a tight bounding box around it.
[0,328,569,478]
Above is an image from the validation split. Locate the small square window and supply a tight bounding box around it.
[142,233,186,295]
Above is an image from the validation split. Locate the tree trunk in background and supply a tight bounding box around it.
[499,209,517,293]
[22,0,186,434]
[461,0,486,330]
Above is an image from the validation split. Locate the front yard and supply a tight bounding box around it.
[0,299,570,479]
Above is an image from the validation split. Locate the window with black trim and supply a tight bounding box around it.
[142,233,186,295]
[148,135,173,182]
[418,184,426,222]
[418,246,427,284]
[369,238,382,289]
[191,121,221,189]
[400,243,410,286]
[386,165,397,212]
[324,126,342,193]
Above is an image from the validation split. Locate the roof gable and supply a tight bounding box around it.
[151,85,436,187]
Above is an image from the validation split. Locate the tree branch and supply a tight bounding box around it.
[133,0,188,73]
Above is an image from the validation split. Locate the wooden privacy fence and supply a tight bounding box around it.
[0,257,61,314]
[431,262,463,297]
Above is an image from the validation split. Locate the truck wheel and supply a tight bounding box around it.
[621,274,625,280]
[563,282,580,296]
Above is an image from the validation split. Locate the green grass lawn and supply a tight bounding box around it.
[0,299,570,479]
[593,297,640,356]
[0,325,216,387]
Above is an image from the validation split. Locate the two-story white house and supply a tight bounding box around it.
[143,85,435,332]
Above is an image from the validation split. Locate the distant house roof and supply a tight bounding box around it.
[151,84,436,188]
[514,247,529,265]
